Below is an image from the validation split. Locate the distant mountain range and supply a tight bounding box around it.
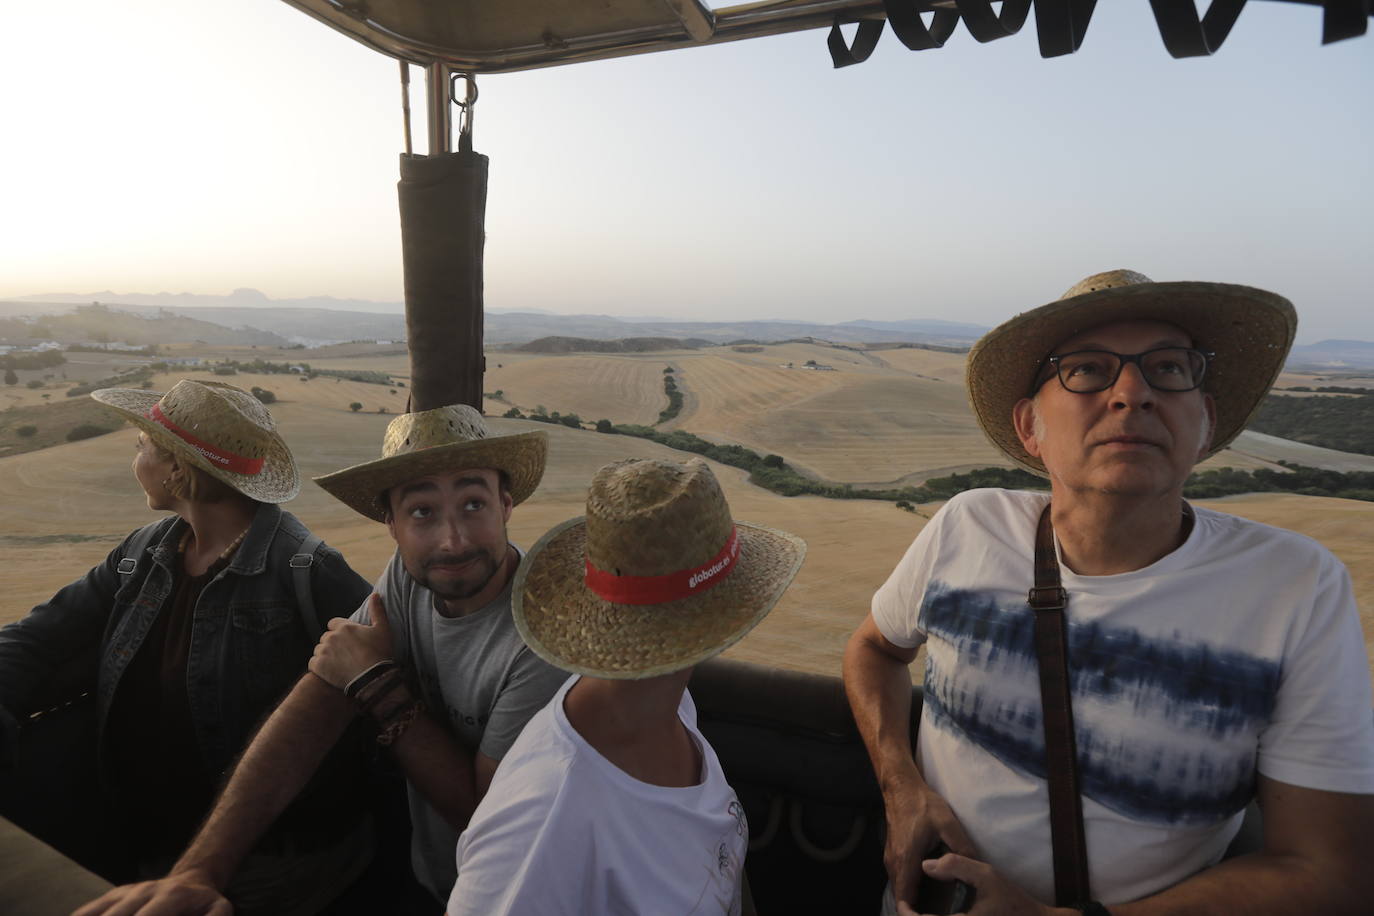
[1286,339,1374,371]
[4,293,1373,369]
[2,293,988,348]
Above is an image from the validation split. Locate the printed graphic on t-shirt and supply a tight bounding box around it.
[687,799,748,914]
[919,581,1281,826]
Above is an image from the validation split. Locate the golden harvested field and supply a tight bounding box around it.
[4,417,1373,691]
[4,344,1374,690]
[479,353,673,426]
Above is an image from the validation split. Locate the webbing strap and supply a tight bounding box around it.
[291,534,323,642]
[116,524,164,576]
[882,0,960,50]
[828,17,885,68]
[1149,0,1248,58]
[1028,505,1091,907]
[956,0,1032,43]
[1034,0,1098,58]
[1318,0,1370,44]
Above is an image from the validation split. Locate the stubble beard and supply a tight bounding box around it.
[418,544,506,601]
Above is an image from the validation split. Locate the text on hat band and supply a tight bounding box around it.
[148,404,266,476]
[584,526,739,606]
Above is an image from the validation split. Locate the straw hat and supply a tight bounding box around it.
[314,403,547,521]
[513,458,806,680]
[91,379,300,503]
[966,269,1297,475]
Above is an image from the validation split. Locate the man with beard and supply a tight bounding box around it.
[78,404,567,914]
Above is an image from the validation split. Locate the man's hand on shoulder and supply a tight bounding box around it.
[309,592,394,691]
[884,777,977,910]
[71,871,231,916]
[903,852,1066,916]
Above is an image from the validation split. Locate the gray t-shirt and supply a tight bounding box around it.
[350,547,569,900]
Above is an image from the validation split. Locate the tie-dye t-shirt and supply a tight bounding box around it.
[872,488,1374,905]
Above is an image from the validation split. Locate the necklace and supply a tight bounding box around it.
[179,525,251,564]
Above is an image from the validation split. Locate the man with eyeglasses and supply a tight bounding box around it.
[844,270,1374,915]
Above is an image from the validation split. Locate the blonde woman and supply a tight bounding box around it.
[0,380,374,916]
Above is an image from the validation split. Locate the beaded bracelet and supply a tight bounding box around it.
[376,699,423,747]
[344,659,398,700]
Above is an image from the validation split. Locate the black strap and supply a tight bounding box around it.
[1034,0,1098,58]
[116,523,165,575]
[956,0,1032,43]
[1149,0,1248,58]
[828,16,884,68]
[1318,0,1371,45]
[291,534,324,642]
[1029,505,1091,907]
[882,0,960,50]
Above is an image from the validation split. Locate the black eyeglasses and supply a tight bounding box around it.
[1035,347,1214,394]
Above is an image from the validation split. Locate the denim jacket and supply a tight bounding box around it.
[0,503,372,784]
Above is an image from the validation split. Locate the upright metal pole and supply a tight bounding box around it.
[425,62,452,154]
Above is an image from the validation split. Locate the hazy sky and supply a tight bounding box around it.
[1,2,1370,343]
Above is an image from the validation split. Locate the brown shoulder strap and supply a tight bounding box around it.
[1028,504,1091,907]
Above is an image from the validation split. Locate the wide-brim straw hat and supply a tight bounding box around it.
[514,458,806,680]
[92,379,300,503]
[967,269,1297,476]
[314,403,547,521]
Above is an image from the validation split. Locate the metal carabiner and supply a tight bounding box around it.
[450,72,478,152]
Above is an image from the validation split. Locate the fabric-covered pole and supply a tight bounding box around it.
[396,150,488,412]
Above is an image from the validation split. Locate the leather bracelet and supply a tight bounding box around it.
[343,659,397,700]
[1076,903,1112,916]
[376,700,423,747]
[357,670,406,714]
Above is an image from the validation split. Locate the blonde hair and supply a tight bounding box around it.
[147,438,242,504]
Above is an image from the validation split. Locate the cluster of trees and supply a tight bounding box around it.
[64,366,156,398]
[4,350,66,372]
[1184,463,1374,502]
[1282,386,1372,395]
[66,343,159,356]
[194,358,398,387]
[658,368,683,424]
[1248,393,1374,457]
[501,405,584,429]
[65,424,113,442]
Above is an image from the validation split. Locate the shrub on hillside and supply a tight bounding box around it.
[349,402,363,412]
[250,387,276,404]
[502,407,523,418]
[17,425,37,437]
[66,424,112,442]
[26,379,43,389]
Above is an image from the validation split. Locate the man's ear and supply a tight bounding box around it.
[1012,398,1043,459]
[1198,393,1217,458]
[500,487,514,524]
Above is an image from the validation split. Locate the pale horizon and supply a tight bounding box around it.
[2,2,1371,345]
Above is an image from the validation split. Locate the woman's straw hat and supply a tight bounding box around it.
[966,269,1297,476]
[314,403,547,521]
[92,379,300,503]
[513,458,806,680]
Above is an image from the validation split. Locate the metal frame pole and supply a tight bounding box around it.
[425,61,452,154]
